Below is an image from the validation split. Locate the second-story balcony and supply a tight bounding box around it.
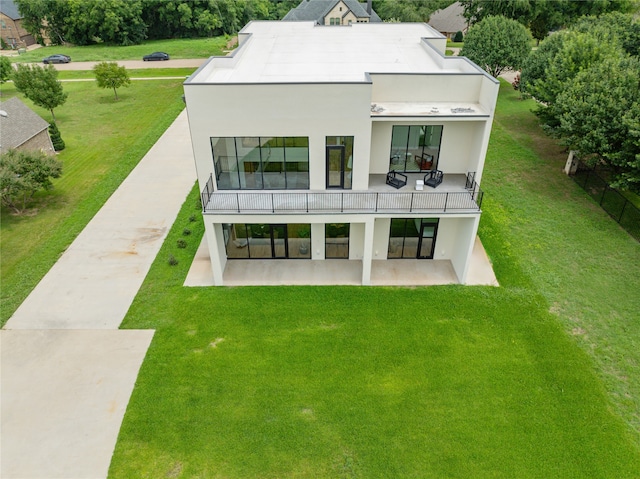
[201,173,483,215]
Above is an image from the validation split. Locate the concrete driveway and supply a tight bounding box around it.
[1,111,197,478]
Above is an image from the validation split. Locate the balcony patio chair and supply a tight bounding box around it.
[424,169,443,188]
[386,171,407,189]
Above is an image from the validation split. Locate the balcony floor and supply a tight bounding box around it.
[184,236,498,287]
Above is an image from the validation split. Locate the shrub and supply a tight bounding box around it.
[49,122,65,151]
[183,228,191,236]
[168,254,178,266]
[453,30,464,42]
[177,239,187,248]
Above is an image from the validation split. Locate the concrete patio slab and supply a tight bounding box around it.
[184,235,498,287]
[1,329,154,479]
[5,111,197,330]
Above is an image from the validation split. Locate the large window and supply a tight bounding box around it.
[224,223,311,259]
[389,125,443,172]
[325,223,349,258]
[212,137,309,190]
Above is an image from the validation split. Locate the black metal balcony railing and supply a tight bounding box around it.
[201,173,484,214]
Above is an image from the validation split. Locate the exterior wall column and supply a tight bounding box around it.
[205,221,225,286]
[361,218,375,285]
[455,215,480,284]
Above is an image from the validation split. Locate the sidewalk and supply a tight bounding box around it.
[1,111,196,478]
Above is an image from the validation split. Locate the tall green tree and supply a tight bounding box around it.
[0,57,12,84]
[460,0,637,43]
[14,0,70,45]
[373,0,453,22]
[523,30,620,129]
[93,62,131,100]
[460,15,532,78]
[11,64,67,123]
[0,149,63,214]
[556,55,640,191]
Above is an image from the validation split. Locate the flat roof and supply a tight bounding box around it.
[189,21,477,84]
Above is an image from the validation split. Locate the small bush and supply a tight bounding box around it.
[453,31,464,43]
[189,214,197,222]
[49,122,66,151]
[183,228,191,236]
[177,239,187,248]
[168,254,179,266]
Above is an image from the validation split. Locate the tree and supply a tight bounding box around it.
[15,0,70,45]
[460,15,532,78]
[49,122,65,151]
[523,30,620,129]
[460,0,637,44]
[93,62,131,100]
[555,55,640,191]
[11,64,67,123]
[0,57,12,84]
[373,0,453,22]
[0,149,63,214]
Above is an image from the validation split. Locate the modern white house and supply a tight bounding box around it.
[183,21,499,286]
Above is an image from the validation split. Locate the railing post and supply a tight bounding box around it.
[444,192,449,212]
[306,193,309,213]
[271,193,275,213]
[236,193,240,213]
[409,192,414,212]
[375,193,379,212]
[619,198,628,222]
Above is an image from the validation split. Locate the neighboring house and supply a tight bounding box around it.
[183,21,498,286]
[283,0,381,25]
[0,97,55,155]
[0,0,35,48]
[428,1,468,40]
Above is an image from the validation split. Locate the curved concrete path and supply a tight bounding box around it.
[1,111,196,478]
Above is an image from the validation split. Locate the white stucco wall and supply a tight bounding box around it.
[184,82,373,193]
[369,120,489,175]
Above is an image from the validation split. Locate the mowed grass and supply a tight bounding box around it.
[481,83,640,441]
[110,187,640,478]
[56,68,197,80]
[109,83,640,477]
[0,79,185,324]
[10,36,229,63]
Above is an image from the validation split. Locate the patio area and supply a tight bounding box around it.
[184,236,498,287]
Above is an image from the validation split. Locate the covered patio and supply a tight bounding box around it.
[184,236,498,287]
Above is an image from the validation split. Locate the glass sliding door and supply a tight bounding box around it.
[388,218,439,259]
[225,223,311,259]
[389,126,443,172]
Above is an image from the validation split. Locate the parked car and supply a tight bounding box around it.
[143,52,170,61]
[43,54,71,64]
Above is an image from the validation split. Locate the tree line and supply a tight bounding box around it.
[15,0,300,46]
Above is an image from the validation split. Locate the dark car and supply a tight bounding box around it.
[43,54,71,64]
[143,52,170,61]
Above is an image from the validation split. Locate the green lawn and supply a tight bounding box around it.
[9,36,229,63]
[57,68,197,80]
[0,79,185,323]
[107,82,640,477]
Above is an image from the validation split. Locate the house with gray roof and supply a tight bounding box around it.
[428,1,468,40]
[283,0,381,25]
[0,97,55,155]
[0,0,36,48]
